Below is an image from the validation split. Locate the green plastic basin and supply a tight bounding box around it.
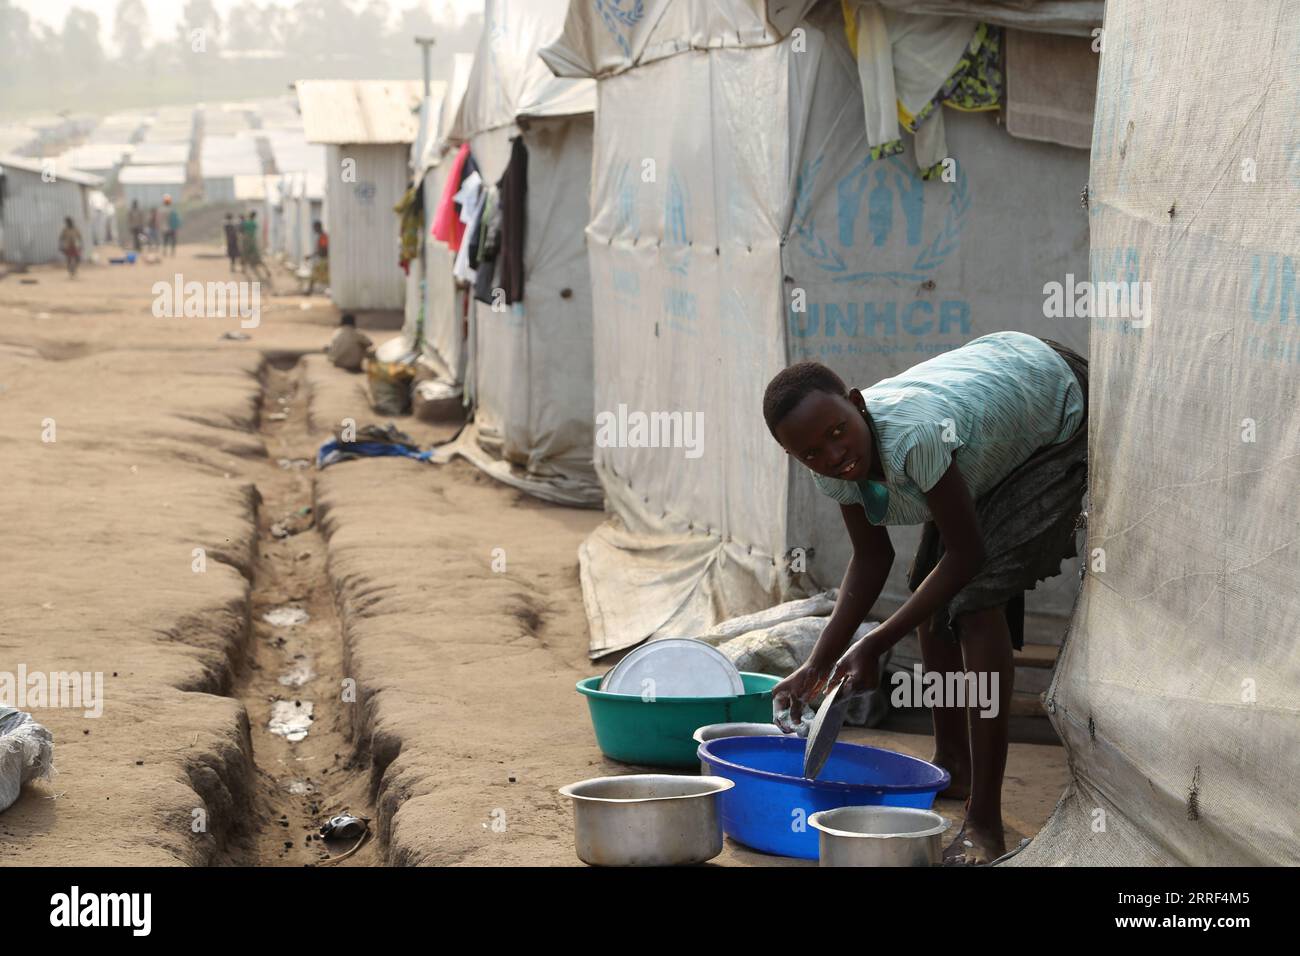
[577,672,779,769]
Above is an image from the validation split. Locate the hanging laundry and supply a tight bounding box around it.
[473,187,503,305]
[841,2,1002,179]
[452,171,485,284]
[432,143,471,250]
[452,178,483,283]
[497,136,528,305]
[394,182,423,273]
[467,185,494,272]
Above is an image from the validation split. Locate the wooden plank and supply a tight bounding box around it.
[1014,643,1060,669]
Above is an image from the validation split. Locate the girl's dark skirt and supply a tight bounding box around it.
[905,339,1088,650]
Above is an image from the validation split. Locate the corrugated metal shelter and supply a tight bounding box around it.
[63,144,134,178]
[201,134,266,201]
[298,79,424,310]
[276,170,327,267]
[0,155,102,264]
[131,142,191,166]
[543,0,1098,657]
[440,0,600,506]
[118,164,187,208]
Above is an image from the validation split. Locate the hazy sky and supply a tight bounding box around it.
[15,0,483,43]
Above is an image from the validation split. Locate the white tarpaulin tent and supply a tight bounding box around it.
[1010,0,1300,866]
[407,54,475,382]
[543,0,1096,657]
[440,0,601,506]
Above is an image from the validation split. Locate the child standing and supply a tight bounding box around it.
[58,217,83,277]
[764,330,1087,865]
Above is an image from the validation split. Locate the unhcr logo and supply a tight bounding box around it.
[595,405,704,459]
[152,274,261,328]
[1042,273,1151,327]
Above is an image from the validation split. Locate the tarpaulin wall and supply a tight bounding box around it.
[421,156,467,381]
[565,2,1091,656]
[445,0,601,505]
[467,118,599,493]
[1012,0,1300,866]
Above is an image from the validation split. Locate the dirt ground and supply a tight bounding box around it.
[0,241,1068,866]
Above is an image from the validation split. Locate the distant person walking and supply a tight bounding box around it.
[58,217,83,278]
[162,195,180,255]
[127,201,145,252]
[307,220,329,295]
[240,209,274,291]
[147,206,160,249]
[223,213,241,272]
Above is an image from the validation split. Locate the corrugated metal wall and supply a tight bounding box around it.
[121,183,176,209]
[0,166,93,264]
[324,143,408,311]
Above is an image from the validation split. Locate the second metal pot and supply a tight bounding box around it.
[808,805,949,867]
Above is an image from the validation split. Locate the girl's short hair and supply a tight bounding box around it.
[763,362,848,437]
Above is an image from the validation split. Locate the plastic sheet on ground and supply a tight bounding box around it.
[432,423,603,508]
[0,707,54,813]
[693,592,890,727]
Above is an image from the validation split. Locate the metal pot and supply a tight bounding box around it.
[808,805,949,867]
[692,723,783,774]
[559,774,735,866]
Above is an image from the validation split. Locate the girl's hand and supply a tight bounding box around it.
[827,639,881,696]
[772,659,832,733]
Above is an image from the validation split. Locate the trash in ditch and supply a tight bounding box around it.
[287,779,314,795]
[278,657,316,688]
[268,700,313,741]
[266,412,289,422]
[270,507,314,538]
[219,331,251,341]
[277,458,310,470]
[263,607,309,627]
[319,812,369,841]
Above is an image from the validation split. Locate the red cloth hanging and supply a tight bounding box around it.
[432,143,471,251]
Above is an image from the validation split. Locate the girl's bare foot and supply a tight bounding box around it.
[942,821,1005,865]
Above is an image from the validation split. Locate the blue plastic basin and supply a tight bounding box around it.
[697,735,949,860]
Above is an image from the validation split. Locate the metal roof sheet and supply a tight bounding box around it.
[0,154,104,187]
[295,80,424,145]
[117,163,187,185]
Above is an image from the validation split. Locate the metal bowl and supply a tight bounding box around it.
[559,774,735,866]
[692,723,783,773]
[808,805,949,867]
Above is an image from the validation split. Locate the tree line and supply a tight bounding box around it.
[0,0,482,119]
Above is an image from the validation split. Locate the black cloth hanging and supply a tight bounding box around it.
[497,136,528,304]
